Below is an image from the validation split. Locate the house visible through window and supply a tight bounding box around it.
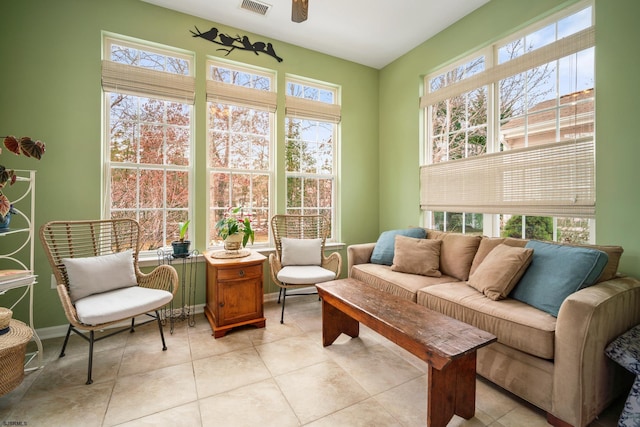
[102,36,195,250]
[421,1,595,243]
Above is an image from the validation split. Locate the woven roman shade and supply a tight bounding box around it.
[101,60,195,104]
[207,80,277,112]
[420,137,595,217]
[285,96,341,123]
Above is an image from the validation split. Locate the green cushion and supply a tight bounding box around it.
[370,228,426,265]
[510,240,609,317]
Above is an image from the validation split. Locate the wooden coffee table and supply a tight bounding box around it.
[316,278,497,427]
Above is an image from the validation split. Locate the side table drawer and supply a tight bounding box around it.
[217,264,262,281]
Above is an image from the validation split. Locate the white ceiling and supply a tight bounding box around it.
[141,0,490,69]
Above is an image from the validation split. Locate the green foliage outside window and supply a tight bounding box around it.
[502,216,553,241]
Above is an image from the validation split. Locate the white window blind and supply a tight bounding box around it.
[420,27,595,108]
[420,137,595,217]
[206,80,277,112]
[285,96,341,123]
[101,60,196,104]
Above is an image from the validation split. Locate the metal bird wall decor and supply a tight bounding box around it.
[190,26,283,63]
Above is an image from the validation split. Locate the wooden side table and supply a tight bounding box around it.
[203,250,267,338]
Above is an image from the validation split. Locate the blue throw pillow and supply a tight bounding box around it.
[510,240,609,317]
[370,228,427,265]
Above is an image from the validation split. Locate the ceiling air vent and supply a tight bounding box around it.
[240,0,271,16]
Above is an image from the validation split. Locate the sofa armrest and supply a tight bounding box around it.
[347,243,376,277]
[552,275,640,426]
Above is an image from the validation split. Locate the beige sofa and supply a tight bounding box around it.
[348,230,640,427]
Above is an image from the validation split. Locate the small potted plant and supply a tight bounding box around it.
[171,219,191,257]
[0,136,46,225]
[215,207,255,251]
[0,204,16,231]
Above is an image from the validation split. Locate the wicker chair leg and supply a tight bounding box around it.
[156,311,167,351]
[86,330,94,385]
[60,324,72,357]
[278,288,283,304]
[280,288,287,324]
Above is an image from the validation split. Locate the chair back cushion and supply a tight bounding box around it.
[281,237,322,266]
[63,250,137,302]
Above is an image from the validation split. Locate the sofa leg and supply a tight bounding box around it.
[546,413,573,427]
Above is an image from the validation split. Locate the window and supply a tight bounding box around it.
[285,78,340,239]
[102,39,341,249]
[421,1,595,243]
[207,60,276,246]
[102,36,195,250]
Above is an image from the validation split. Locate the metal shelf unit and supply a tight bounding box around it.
[0,170,43,371]
[157,248,198,333]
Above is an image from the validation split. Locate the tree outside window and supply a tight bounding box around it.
[105,39,193,250]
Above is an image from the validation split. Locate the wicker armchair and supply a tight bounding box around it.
[39,219,178,384]
[269,214,342,323]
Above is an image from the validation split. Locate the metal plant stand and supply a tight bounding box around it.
[157,248,198,333]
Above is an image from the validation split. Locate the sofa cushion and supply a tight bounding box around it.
[429,232,482,281]
[391,236,441,277]
[470,237,528,276]
[569,243,623,282]
[351,263,458,302]
[468,244,534,300]
[370,228,427,266]
[510,240,609,317]
[417,283,557,359]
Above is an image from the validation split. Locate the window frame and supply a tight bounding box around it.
[421,0,595,242]
[102,34,195,253]
[284,76,341,241]
[206,58,276,249]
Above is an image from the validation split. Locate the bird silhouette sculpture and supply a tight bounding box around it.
[191,26,283,63]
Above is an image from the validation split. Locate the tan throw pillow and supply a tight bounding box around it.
[470,237,528,275]
[567,243,623,282]
[391,235,442,277]
[437,233,482,281]
[468,243,534,300]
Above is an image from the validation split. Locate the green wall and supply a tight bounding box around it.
[0,0,379,329]
[3,0,639,331]
[378,0,640,277]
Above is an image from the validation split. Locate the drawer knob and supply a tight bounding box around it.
[238,270,245,277]
[219,302,225,307]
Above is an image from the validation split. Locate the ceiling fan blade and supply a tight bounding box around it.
[292,0,308,23]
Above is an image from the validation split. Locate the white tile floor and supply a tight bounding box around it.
[0,295,626,426]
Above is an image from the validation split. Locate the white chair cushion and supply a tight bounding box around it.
[281,238,322,266]
[277,265,336,285]
[63,250,137,302]
[75,286,173,325]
